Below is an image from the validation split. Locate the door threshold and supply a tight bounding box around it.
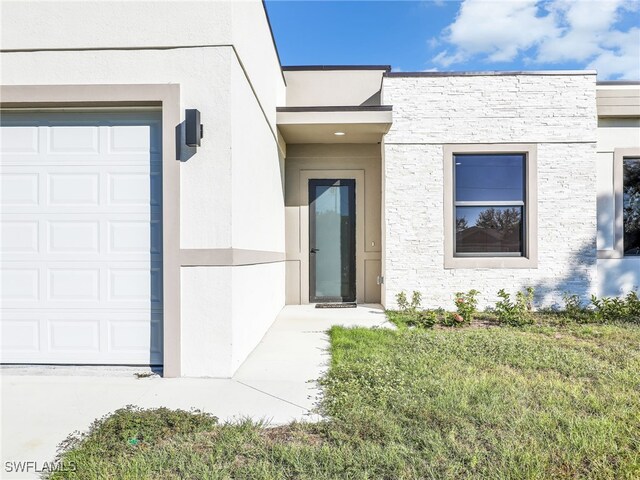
[315,302,357,309]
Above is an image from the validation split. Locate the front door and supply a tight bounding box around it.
[309,179,356,302]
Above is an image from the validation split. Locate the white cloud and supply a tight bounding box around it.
[587,27,640,79]
[445,0,558,61]
[431,0,640,79]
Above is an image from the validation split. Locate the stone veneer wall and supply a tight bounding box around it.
[382,73,598,309]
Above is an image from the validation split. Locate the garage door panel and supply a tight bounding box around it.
[108,220,162,254]
[1,220,39,253]
[1,310,162,363]
[1,166,161,213]
[0,124,39,154]
[108,264,163,305]
[48,173,100,206]
[1,111,163,365]
[48,268,101,301]
[108,124,152,153]
[1,261,162,309]
[108,171,162,207]
[0,267,40,301]
[48,220,100,253]
[49,319,100,351]
[1,319,40,352]
[48,124,100,154]
[2,216,161,262]
[0,172,39,206]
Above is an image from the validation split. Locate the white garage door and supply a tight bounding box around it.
[0,111,163,365]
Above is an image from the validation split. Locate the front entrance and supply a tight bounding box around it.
[308,179,356,302]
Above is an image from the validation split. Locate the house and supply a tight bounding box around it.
[1,1,638,377]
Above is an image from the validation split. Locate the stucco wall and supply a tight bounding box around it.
[382,74,599,309]
[1,0,286,376]
[284,69,386,107]
[596,116,640,296]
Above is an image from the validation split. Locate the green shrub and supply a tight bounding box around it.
[439,311,466,327]
[561,292,593,323]
[454,289,479,324]
[395,290,422,313]
[410,291,422,311]
[396,291,408,311]
[393,291,434,329]
[590,291,640,323]
[58,406,218,457]
[562,292,583,316]
[411,310,437,329]
[626,290,640,319]
[494,287,534,326]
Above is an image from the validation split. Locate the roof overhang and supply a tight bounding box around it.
[596,83,640,118]
[276,106,392,144]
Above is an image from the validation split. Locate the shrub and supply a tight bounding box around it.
[393,291,434,329]
[590,291,640,323]
[410,291,422,311]
[396,291,408,311]
[395,290,422,313]
[561,292,593,323]
[439,311,466,327]
[411,310,437,329]
[562,292,583,316]
[58,406,218,456]
[454,289,479,324]
[494,287,534,326]
[626,290,640,319]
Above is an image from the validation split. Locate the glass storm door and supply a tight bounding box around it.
[309,179,356,303]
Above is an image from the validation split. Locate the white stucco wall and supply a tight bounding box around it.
[230,59,285,253]
[596,117,640,296]
[181,262,284,377]
[284,69,386,107]
[382,73,599,309]
[1,0,286,376]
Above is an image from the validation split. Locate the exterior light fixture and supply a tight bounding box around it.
[185,109,203,147]
[334,131,346,136]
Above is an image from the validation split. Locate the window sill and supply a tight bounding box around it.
[444,255,538,269]
[598,250,640,260]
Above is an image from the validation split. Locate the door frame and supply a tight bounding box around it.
[299,169,365,304]
[308,179,356,303]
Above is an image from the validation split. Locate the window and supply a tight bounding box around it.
[623,157,640,256]
[454,154,525,255]
[603,148,640,259]
[443,144,538,269]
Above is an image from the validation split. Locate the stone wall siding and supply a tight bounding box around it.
[383,74,598,309]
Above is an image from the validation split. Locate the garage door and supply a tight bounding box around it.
[0,111,163,365]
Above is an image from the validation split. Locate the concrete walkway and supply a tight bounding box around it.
[0,304,389,479]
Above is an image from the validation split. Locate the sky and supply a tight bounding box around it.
[264,0,640,80]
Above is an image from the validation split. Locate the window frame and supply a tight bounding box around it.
[601,148,640,259]
[443,144,538,269]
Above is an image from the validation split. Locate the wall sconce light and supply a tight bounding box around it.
[185,109,203,147]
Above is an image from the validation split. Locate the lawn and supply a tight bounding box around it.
[51,321,640,479]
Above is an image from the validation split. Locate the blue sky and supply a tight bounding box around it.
[264,0,640,79]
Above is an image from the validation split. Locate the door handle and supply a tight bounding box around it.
[310,248,320,253]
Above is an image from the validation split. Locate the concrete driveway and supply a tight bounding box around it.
[1,304,389,479]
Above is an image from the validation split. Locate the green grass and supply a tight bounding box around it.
[51,322,640,479]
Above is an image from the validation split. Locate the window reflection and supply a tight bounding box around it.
[455,154,524,202]
[456,207,523,253]
[623,158,640,256]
